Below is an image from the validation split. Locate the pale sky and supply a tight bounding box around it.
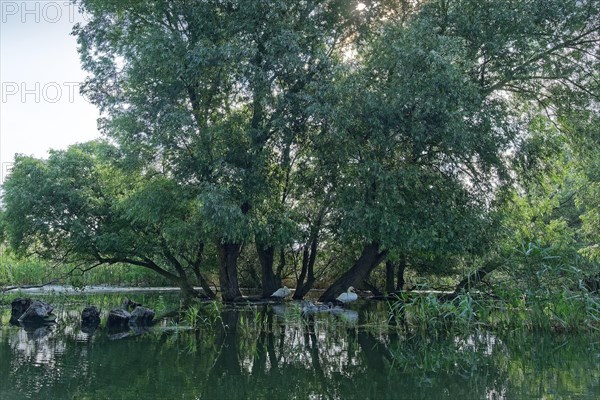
[0,1,100,183]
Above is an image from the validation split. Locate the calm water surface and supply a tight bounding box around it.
[1,293,599,399]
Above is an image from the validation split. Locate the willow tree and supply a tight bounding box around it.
[74,0,370,300]
[1,141,214,299]
[318,0,600,301]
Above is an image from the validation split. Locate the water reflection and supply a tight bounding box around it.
[0,301,599,399]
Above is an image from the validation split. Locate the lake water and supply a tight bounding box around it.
[1,294,599,399]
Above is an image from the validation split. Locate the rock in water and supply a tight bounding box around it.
[10,298,33,324]
[122,298,142,311]
[81,306,101,327]
[130,306,155,326]
[17,300,55,325]
[106,308,131,330]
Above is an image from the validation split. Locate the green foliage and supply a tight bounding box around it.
[0,253,51,286]
[390,289,600,335]
[565,110,600,263]
[496,114,600,288]
[390,293,480,336]
[0,141,212,293]
[1,0,599,300]
[182,302,224,329]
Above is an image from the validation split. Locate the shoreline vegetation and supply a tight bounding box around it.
[1,1,599,397]
[2,287,598,335]
[2,245,599,334]
[1,0,599,336]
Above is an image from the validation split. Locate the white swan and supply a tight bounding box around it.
[336,287,358,304]
[271,286,292,300]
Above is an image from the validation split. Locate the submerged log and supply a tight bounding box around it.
[18,300,56,325]
[81,306,101,329]
[10,298,33,324]
[106,308,131,330]
[130,306,155,326]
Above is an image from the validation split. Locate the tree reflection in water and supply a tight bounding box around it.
[0,302,599,399]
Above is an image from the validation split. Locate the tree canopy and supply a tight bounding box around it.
[1,0,599,301]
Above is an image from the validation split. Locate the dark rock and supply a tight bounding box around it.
[106,308,131,330]
[17,300,55,325]
[81,306,101,327]
[130,306,155,326]
[122,298,142,311]
[10,298,33,324]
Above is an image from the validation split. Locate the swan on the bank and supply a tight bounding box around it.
[336,287,358,304]
[271,286,292,300]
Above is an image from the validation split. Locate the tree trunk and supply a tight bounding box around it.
[385,261,395,293]
[190,243,216,299]
[293,235,318,300]
[276,248,286,277]
[396,256,406,291]
[177,278,199,305]
[257,243,281,298]
[218,243,243,302]
[318,242,388,302]
[194,272,215,299]
[294,207,324,300]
